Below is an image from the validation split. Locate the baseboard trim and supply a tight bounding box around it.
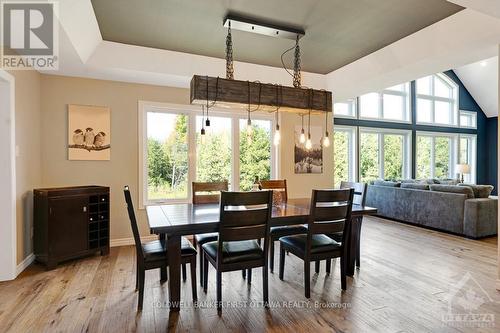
[16,253,35,276]
[110,235,158,247]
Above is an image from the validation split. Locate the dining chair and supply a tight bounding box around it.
[202,190,273,314]
[124,186,197,310]
[259,179,307,273]
[279,188,354,298]
[191,181,228,286]
[317,181,367,274]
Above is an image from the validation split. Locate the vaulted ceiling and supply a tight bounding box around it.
[90,0,462,74]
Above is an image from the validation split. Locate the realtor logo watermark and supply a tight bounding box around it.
[442,272,497,328]
[1,1,58,70]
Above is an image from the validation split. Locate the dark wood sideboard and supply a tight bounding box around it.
[34,185,110,269]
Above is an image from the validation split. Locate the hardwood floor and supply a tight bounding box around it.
[1,216,499,332]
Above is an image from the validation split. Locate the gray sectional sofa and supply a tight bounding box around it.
[365,181,497,238]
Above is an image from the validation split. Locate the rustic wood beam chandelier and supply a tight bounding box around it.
[189,15,332,115]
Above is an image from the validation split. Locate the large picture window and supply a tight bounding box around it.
[359,128,411,182]
[416,74,458,126]
[139,102,276,206]
[333,126,356,187]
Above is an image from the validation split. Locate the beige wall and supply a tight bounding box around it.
[37,74,333,249]
[9,70,42,264]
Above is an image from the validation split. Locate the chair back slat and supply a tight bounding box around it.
[307,189,354,249]
[340,181,367,206]
[123,186,144,260]
[259,179,288,202]
[192,181,228,204]
[217,191,273,267]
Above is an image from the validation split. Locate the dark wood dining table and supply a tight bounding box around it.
[146,198,377,311]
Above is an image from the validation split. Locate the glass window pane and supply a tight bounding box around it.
[460,112,476,128]
[239,119,271,191]
[359,93,379,118]
[434,137,450,178]
[417,76,432,95]
[416,136,432,179]
[384,134,403,180]
[434,76,451,98]
[334,130,350,187]
[334,102,350,116]
[417,98,432,123]
[383,94,404,120]
[147,112,188,200]
[435,101,451,124]
[196,116,232,185]
[459,137,469,164]
[360,132,379,182]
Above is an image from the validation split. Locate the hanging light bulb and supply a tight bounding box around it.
[305,133,312,150]
[273,124,280,146]
[322,106,330,147]
[200,105,206,144]
[299,115,306,143]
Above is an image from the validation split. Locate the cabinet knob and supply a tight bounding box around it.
[83,206,87,212]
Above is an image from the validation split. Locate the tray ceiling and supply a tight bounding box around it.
[91,0,463,74]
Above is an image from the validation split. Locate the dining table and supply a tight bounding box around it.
[146,197,377,311]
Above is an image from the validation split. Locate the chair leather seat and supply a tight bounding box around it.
[326,232,343,242]
[270,225,307,238]
[195,233,218,245]
[143,237,197,261]
[203,240,264,264]
[280,234,342,254]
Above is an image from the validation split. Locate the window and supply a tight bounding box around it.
[459,110,477,129]
[139,102,276,206]
[239,119,272,191]
[333,99,356,118]
[415,132,477,182]
[145,111,189,202]
[333,126,356,187]
[359,128,411,182]
[416,74,458,126]
[359,83,410,122]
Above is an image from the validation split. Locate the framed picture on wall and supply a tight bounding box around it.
[294,125,323,174]
[68,104,111,160]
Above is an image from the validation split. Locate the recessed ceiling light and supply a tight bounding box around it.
[480,61,487,67]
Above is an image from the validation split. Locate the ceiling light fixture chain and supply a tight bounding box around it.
[293,34,301,88]
[225,21,234,80]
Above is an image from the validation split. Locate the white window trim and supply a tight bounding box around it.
[459,110,477,129]
[333,99,357,119]
[358,83,411,123]
[358,127,412,181]
[333,125,357,184]
[416,73,459,127]
[415,131,478,181]
[138,101,277,208]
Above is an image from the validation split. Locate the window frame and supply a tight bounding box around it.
[358,127,412,181]
[333,125,357,186]
[415,131,476,182]
[138,101,277,208]
[333,99,357,119]
[459,110,477,129]
[416,74,459,127]
[358,83,411,124]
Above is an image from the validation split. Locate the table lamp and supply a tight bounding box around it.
[456,164,470,183]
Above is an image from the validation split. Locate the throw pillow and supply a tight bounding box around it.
[458,184,494,198]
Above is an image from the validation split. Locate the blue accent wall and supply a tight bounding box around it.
[334,70,498,189]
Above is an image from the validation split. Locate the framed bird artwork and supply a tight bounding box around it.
[68,104,111,160]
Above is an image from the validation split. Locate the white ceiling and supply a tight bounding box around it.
[454,56,498,117]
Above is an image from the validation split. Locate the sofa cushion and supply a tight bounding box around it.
[373,180,401,187]
[421,178,440,184]
[401,179,417,184]
[401,183,430,190]
[429,184,474,199]
[458,184,494,198]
